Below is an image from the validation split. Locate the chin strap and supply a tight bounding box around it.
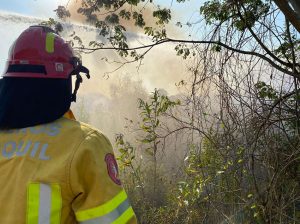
[70,65,90,102]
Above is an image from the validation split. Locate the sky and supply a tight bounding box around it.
[0,0,69,18]
[0,0,200,19]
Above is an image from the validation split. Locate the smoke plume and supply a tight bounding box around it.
[0,8,188,141]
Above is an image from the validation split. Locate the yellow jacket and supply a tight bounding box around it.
[0,114,137,224]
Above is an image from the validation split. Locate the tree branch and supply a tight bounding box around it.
[237,1,297,69]
[76,38,298,78]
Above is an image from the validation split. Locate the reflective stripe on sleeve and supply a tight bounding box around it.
[50,184,62,224]
[27,183,40,224]
[112,206,135,224]
[75,190,135,224]
[38,184,51,224]
[27,183,62,224]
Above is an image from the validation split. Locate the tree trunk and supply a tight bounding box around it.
[274,0,300,33]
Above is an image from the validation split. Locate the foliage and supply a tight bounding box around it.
[40,18,63,33]
[138,89,179,147]
[50,0,300,223]
[54,6,70,20]
[200,0,270,31]
[115,90,180,221]
[255,81,278,100]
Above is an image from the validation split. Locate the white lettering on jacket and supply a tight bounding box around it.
[1,141,51,160]
[0,123,62,161]
[0,123,62,137]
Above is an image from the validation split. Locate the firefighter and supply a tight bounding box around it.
[0,25,137,224]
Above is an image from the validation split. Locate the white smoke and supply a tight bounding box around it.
[0,11,188,141]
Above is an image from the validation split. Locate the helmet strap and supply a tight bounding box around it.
[70,65,90,102]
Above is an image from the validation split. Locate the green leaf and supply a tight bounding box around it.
[119,10,131,20]
[212,44,221,52]
[133,12,145,27]
[153,8,171,25]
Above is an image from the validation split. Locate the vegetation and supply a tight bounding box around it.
[50,0,300,223]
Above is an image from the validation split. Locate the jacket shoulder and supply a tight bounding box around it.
[57,117,108,143]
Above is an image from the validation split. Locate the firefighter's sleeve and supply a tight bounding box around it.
[70,131,137,224]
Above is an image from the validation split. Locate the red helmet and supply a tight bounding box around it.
[2,25,89,101]
[3,25,88,79]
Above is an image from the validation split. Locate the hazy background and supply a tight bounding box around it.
[0,1,193,142]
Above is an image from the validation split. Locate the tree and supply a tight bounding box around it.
[51,0,299,75]
[50,0,300,223]
[274,0,300,33]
